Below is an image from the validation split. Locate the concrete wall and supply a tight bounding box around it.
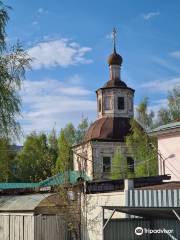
[158,132,180,181]
[81,191,125,240]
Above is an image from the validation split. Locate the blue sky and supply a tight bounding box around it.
[4,0,180,139]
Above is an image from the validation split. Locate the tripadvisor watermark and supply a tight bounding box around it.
[135,227,174,236]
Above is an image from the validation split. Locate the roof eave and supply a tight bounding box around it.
[96,86,135,93]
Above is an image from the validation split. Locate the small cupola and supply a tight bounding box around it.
[108,51,123,66]
[96,28,135,119]
[107,28,123,82]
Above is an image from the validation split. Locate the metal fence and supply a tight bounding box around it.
[104,218,180,240]
[0,214,69,240]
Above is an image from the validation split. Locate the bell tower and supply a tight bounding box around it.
[96,28,134,119]
[73,28,136,181]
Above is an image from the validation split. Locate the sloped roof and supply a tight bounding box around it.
[0,182,39,190]
[84,117,131,142]
[39,171,90,187]
[0,193,53,211]
[0,171,91,190]
[150,121,180,135]
[137,181,180,190]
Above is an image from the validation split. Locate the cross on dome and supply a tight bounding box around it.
[112,27,117,53]
[108,28,123,66]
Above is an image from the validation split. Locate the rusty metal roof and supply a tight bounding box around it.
[103,79,127,88]
[96,79,135,92]
[84,117,131,142]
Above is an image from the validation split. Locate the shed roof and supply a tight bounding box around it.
[137,181,180,190]
[0,193,53,212]
[0,171,90,191]
[150,121,180,135]
[0,182,39,190]
[39,171,90,187]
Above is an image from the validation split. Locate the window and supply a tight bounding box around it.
[127,157,134,173]
[99,99,101,112]
[103,157,111,173]
[104,96,112,110]
[77,157,81,171]
[128,97,133,111]
[118,97,125,110]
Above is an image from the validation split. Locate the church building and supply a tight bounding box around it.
[73,30,135,180]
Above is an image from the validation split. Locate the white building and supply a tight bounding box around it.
[150,121,180,181]
[73,35,135,180]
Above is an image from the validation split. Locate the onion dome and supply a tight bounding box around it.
[108,28,123,66]
[108,52,123,66]
[84,117,131,142]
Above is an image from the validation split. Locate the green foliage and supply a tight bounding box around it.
[55,130,72,174]
[13,117,89,181]
[48,128,58,166]
[157,86,180,125]
[0,1,10,51]
[16,132,57,181]
[75,117,89,144]
[0,2,31,139]
[111,147,128,179]
[136,97,154,130]
[126,119,158,177]
[0,138,10,181]
[0,138,17,181]
[63,123,76,146]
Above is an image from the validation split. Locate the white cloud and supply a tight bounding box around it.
[58,86,91,96]
[20,77,96,134]
[170,51,180,59]
[28,39,92,69]
[142,11,160,20]
[149,99,168,113]
[140,78,180,92]
[68,74,82,85]
[38,8,43,13]
[106,32,113,40]
[37,8,48,14]
[151,56,180,74]
[32,21,38,25]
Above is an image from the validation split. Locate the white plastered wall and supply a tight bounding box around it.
[81,191,125,240]
[158,131,180,181]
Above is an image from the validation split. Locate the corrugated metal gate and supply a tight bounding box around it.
[0,214,69,240]
[104,218,180,240]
